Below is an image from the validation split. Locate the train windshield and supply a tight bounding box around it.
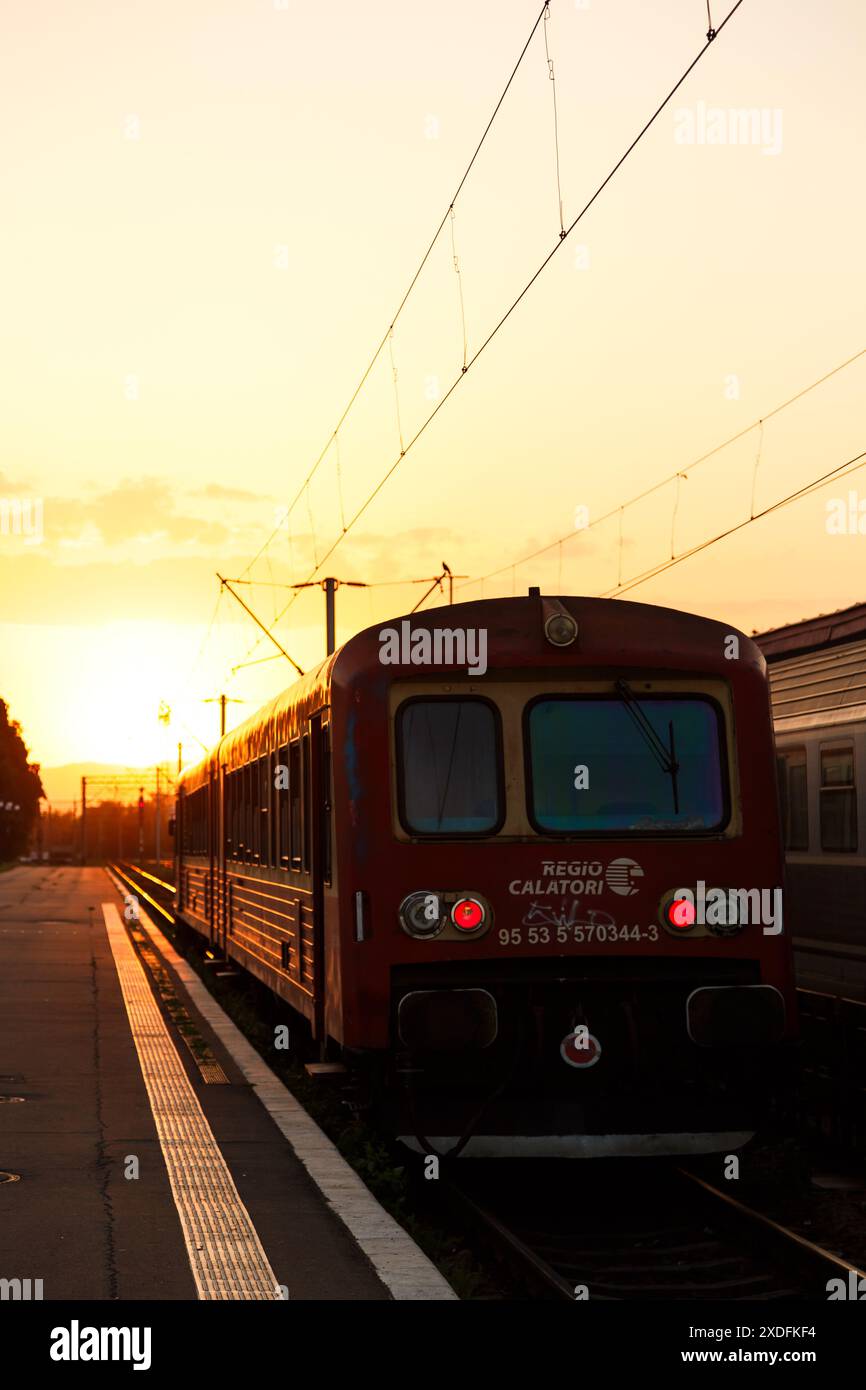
[398,698,501,834]
[527,696,725,833]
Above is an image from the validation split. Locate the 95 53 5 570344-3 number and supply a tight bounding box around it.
[498,923,660,946]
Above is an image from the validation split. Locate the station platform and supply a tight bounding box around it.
[0,866,454,1301]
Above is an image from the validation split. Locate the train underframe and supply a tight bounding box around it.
[354,957,798,1158]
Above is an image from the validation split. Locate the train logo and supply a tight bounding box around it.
[604,857,644,896]
[560,1030,602,1069]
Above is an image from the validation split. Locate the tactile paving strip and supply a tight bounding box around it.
[102,902,281,1300]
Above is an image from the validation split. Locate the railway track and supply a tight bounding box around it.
[446,1159,866,1301]
[109,860,176,925]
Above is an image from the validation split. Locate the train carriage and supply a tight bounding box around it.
[175,590,797,1158]
[757,601,866,998]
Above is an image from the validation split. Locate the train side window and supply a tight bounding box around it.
[250,759,259,863]
[278,744,289,869]
[396,698,502,835]
[321,724,332,884]
[302,732,311,871]
[243,762,252,863]
[248,759,256,863]
[230,770,239,860]
[235,769,242,861]
[820,745,857,852]
[289,741,302,870]
[254,758,263,863]
[776,748,808,851]
[258,754,269,865]
[249,761,257,863]
[269,752,278,869]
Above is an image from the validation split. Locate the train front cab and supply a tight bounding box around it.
[337,604,798,1158]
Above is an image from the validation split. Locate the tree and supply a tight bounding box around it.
[0,700,45,860]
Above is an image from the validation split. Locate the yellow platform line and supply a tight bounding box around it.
[102,902,281,1300]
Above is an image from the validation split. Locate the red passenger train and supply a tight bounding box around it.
[174,590,797,1157]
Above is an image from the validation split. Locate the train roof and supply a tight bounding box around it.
[178,592,762,790]
[754,600,866,662]
[754,601,866,731]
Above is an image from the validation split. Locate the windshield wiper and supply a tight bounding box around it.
[614,679,680,815]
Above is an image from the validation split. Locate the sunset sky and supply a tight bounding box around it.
[1,0,864,778]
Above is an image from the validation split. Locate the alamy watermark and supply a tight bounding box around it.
[378,620,488,676]
[673,881,783,935]
[674,102,783,157]
[50,1321,151,1370]
[827,1271,866,1299]
[1,1276,43,1300]
[826,491,866,535]
[0,496,43,544]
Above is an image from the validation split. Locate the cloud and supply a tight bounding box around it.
[42,477,234,548]
[0,472,35,496]
[191,483,274,503]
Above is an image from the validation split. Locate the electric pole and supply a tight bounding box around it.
[291,577,368,656]
[203,694,243,737]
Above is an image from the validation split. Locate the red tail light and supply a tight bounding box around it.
[452,898,484,932]
[668,897,696,930]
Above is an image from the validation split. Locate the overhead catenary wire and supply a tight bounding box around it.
[543,1,566,236]
[460,343,866,592]
[601,444,866,598]
[236,0,748,671]
[236,1,552,586]
[450,206,469,372]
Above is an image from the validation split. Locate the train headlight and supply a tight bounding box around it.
[704,890,748,938]
[399,891,492,939]
[544,612,578,647]
[659,887,751,937]
[541,596,578,647]
[399,891,446,939]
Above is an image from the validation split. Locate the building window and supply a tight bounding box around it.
[820,745,857,852]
